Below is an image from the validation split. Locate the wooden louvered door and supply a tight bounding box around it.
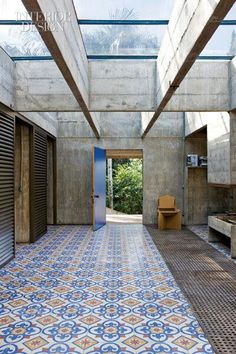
[31,127,47,242]
[0,113,15,268]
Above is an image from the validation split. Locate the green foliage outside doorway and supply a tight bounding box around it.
[106,159,143,214]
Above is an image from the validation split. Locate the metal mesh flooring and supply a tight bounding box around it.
[147,226,236,354]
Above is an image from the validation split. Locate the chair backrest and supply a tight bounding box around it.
[158,195,176,210]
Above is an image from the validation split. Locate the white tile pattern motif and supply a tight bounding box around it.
[0,225,214,353]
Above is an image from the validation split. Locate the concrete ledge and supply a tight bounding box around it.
[208,215,236,258]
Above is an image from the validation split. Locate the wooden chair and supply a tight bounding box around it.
[157,195,181,230]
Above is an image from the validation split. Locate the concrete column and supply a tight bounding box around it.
[15,124,30,243]
[230,57,236,110]
[231,227,236,258]
[0,48,15,110]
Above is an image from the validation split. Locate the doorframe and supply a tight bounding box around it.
[105,149,144,223]
[106,149,143,159]
[15,115,57,242]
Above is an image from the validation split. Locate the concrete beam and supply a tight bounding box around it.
[15,60,80,111]
[89,61,157,111]
[15,60,229,113]
[230,56,236,110]
[0,48,15,109]
[141,0,236,137]
[20,112,58,137]
[21,0,100,138]
[167,61,230,112]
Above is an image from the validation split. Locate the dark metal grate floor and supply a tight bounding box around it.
[147,226,236,354]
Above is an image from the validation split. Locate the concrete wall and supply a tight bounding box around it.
[184,131,208,224]
[21,112,58,137]
[184,112,236,224]
[0,49,15,109]
[167,61,229,112]
[89,61,157,112]
[230,57,236,110]
[157,0,234,107]
[15,59,230,113]
[185,112,208,136]
[0,49,58,137]
[56,112,184,225]
[15,60,80,112]
[208,187,234,215]
[208,113,231,185]
[230,111,236,184]
[185,112,231,185]
[186,168,208,224]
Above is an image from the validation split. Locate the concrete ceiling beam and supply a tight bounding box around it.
[21,0,100,138]
[14,59,230,113]
[141,0,236,138]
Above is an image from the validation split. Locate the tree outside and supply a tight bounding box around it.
[1,7,236,57]
[229,30,236,56]
[107,159,143,215]
[82,8,160,55]
[1,26,50,56]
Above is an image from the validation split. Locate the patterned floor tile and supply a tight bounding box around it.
[172,335,198,350]
[123,334,148,349]
[74,335,99,349]
[23,336,48,351]
[0,224,215,353]
[0,315,15,327]
[122,314,143,325]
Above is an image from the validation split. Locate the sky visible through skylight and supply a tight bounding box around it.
[73,0,174,20]
[0,0,235,57]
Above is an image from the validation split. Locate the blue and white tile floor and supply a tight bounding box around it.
[0,224,214,353]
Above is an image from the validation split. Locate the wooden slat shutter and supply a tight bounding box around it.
[31,127,47,241]
[0,113,15,267]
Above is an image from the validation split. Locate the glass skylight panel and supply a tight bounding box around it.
[0,0,50,57]
[225,3,236,20]
[74,0,174,20]
[0,25,50,57]
[201,26,236,57]
[81,24,166,55]
[0,0,26,20]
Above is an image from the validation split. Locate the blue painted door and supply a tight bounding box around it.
[93,147,106,231]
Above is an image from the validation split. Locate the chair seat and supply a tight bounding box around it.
[159,209,180,216]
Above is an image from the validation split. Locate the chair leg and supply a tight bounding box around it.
[158,213,165,230]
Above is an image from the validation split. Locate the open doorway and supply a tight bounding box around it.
[106,149,143,224]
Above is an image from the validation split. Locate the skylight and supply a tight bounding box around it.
[80,24,167,56]
[201,25,236,57]
[0,25,50,57]
[73,0,175,20]
[0,0,235,60]
[0,0,25,20]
